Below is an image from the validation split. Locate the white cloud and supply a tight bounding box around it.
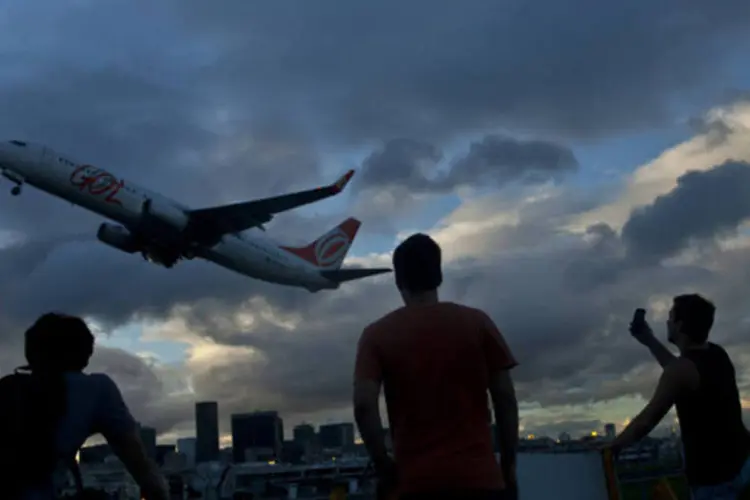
[573,101,750,232]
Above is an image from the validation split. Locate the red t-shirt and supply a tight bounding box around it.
[354,302,518,494]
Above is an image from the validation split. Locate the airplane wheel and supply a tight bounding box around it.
[10,185,21,196]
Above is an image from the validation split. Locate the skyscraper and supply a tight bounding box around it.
[139,425,157,460]
[231,411,283,463]
[293,423,316,446]
[319,423,355,450]
[196,401,220,463]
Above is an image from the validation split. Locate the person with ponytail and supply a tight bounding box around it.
[0,313,168,500]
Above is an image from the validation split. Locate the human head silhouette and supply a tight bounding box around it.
[666,294,715,348]
[24,312,95,372]
[393,233,443,302]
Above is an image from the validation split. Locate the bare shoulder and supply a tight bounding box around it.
[667,357,700,389]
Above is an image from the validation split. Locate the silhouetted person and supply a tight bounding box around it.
[0,312,168,500]
[610,295,750,499]
[353,233,519,500]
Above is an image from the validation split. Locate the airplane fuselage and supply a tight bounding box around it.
[0,141,338,291]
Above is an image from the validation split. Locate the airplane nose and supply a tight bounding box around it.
[0,139,33,165]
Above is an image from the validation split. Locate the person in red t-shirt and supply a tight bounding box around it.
[353,233,519,500]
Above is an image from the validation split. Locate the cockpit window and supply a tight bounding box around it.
[9,140,26,147]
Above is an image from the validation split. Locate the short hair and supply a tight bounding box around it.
[393,233,442,293]
[672,294,715,343]
[25,313,95,372]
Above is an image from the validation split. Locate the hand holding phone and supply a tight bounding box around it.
[630,308,653,344]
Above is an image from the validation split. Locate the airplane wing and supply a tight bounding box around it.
[187,170,355,238]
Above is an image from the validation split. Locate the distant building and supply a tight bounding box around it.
[604,423,616,440]
[282,440,305,464]
[319,423,355,450]
[156,444,175,466]
[177,437,197,465]
[196,401,220,463]
[558,432,571,443]
[164,451,188,470]
[139,425,157,460]
[293,423,316,446]
[231,411,284,463]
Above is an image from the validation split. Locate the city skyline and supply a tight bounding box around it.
[1,1,750,443]
[126,401,666,451]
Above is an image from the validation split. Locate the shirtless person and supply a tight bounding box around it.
[610,295,750,499]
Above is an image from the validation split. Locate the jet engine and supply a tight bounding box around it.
[97,223,140,253]
[141,198,190,232]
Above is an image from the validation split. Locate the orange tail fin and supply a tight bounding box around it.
[281,217,361,269]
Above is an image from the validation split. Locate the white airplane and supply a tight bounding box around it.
[0,140,391,291]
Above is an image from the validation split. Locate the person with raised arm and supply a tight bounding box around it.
[608,295,750,499]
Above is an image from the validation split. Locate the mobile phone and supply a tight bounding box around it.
[632,308,646,325]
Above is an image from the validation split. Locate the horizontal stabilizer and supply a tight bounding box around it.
[320,268,392,283]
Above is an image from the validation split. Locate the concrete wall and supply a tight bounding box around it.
[517,452,611,500]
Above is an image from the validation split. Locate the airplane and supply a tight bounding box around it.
[0,140,391,292]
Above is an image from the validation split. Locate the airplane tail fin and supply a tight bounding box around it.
[281,217,361,270]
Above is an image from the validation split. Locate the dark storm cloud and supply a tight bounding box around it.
[174,0,750,141]
[358,135,577,192]
[358,139,443,191]
[0,0,748,439]
[451,135,579,186]
[622,161,750,263]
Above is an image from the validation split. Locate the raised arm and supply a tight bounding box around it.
[630,316,676,368]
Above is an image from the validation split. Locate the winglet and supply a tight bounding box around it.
[332,169,355,193]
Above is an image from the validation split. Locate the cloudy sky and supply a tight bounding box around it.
[2,0,750,444]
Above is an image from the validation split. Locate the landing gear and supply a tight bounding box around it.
[2,169,24,196]
[141,249,180,269]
